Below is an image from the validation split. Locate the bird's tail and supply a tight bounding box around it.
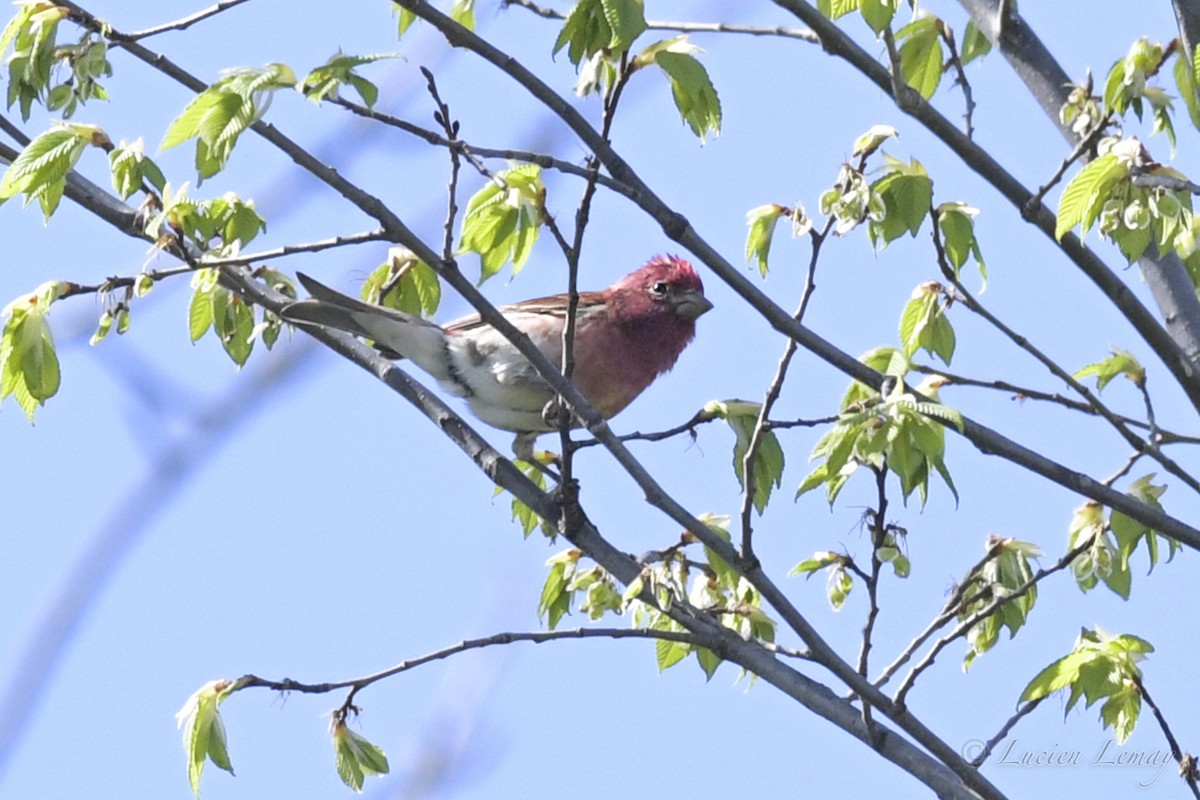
[282,273,453,383]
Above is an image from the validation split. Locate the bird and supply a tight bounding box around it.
[280,255,713,460]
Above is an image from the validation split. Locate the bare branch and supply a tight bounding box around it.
[115,0,256,41]
[240,627,716,703]
[1135,676,1200,798]
[970,696,1046,767]
[501,1,819,43]
[197,229,391,267]
[739,215,833,559]
[328,96,636,199]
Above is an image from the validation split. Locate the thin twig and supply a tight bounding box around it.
[970,696,1046,766]
[1135,676,1200,798]
[912,365,1200,445]
[573,408,720,449]
[872,538,1008,690]
[857,471,888,679]
[196,229,391,267]
[739,199,839,559]
[938,21,977,138]
[893,536,1095,707]
[328,96,635,199]
[239,626,713,711]
[421,68,462,261]
[115,0,255,41]
[1023,113,1113,218]
[500,1,819,42]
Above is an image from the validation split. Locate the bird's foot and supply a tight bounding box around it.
[541,396,576,431]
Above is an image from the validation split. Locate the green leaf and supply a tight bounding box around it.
[654,50,721,143]
[362,249,442,318]
[449,0,475,30]
[161,63,296,182]
[538,550,580,629]
[109,138,166,199]
[653,618,691,671]
[851,123,898,158]
[553,0,611,66]
[789,551,843,577]
[895,16,944,99]
[300,52,399,107]
[859,0,898,35]
[1020,628,1150,742]
[827,566,853,610]
[600,0,646,51]
[695,647,721,680]
[960,20,991,65]
[705,399,785,514]
[1055,153,1127,241]
[744,204,785,276]
[506,458,551,537]
[394,4,417,36]
[175,679,243,797]
[960,537,1040,667]
[1074,347,1144,391]
[0,124,98,220]
[937,203,986,285]
[332,722,390,792]
[189,270,217,343]
[459,165,544,282]
[868,156,933,248]
[1,281,65,422]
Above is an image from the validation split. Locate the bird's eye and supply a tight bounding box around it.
[651,280,669,296]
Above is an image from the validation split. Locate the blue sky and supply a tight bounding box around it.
[2,1,1199,798]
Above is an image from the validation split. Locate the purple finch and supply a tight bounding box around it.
[282,255,712,458]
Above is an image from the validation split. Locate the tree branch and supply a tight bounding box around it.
[955,0,1200,406]
[393,0,1200,562]
[769,0,1200,413]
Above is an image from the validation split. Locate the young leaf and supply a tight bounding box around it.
[652,616,691,671]
[960,537,1041,668]
[600,0,646,51]
[1020,628,1151,745]
[175,678,245,797]
[538,549,580,629]
[654,50,721,143]
[332,721,390,792]
[851,124,898,159]
[300,52,399,107]
[554,0,611,66]
[895,16,945,99]
[459,165,545,281]
[858,0,899,35]
[868,156,933,248]
[1055,152,1127,241]
[704,399,785,514]
[0,124,104,219]
[161,63,296,182]
[109,138,166,199]
[0,281,65,422]
[937,202,986,286]
[1074,347,1145,391]
[960,20,991,65]
[449,0,475,30]
[361,248,442,318]
[744,204,785,276]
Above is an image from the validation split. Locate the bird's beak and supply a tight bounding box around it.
[673,289,713,322]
